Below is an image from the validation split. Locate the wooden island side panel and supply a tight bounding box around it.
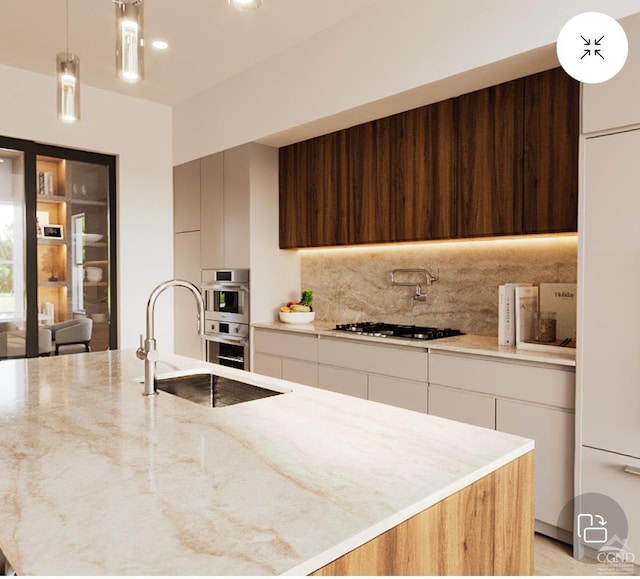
[311,450,534,576]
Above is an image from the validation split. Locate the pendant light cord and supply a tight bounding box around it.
[65,0,69,56]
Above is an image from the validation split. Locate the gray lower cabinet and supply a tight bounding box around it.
[428,385,495,429]
[253,352,282,380]
[367,375,427,413]
[253,328,575,543]
[580,447,640,563]
[282,358,318,388]
[428,349,575,542]
[252,329,318,388]
[318,337,428,411]
[497,399,575,540]
[318,365,368,399]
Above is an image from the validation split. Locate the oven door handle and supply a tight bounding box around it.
[204,283,249,293]
[205,334,248,347]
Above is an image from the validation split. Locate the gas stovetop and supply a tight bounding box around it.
[334,322,463,341]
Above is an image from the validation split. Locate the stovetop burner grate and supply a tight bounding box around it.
[334,322,463,341]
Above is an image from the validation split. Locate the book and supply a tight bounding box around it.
[498,283,533,346]
[539,283,577,342]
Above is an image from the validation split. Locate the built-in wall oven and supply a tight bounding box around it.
[202,269,250,370]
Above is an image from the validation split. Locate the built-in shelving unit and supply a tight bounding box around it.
[35,154,114,351]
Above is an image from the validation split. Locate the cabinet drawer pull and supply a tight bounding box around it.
[623,465,640,476]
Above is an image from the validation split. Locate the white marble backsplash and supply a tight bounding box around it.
[301,236,577,336]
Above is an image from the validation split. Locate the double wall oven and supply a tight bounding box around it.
[202,269,249,370]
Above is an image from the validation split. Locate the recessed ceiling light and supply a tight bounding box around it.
[151,40,169,50]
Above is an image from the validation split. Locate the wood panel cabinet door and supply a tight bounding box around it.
[523,68,579,234]
[347,117,394,244]
[456,79,524,237]
[279,131,349,248]
[393,100,456,241]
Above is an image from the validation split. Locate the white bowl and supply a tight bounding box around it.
[83,233,104,243]
[85,267,103,282]
[279,311,315,324]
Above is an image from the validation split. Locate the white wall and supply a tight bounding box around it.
[247,143,300,323]
[173,0,640,164]
[0,64,174,352]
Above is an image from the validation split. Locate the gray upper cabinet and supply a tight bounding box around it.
[173,159,201,234]
[582,12,640,134]
[222,145,251,268]
[200,152,224,268]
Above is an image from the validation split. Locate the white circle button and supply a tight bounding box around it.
[557,12,628,84]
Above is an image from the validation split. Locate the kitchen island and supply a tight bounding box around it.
[0,350,533,575]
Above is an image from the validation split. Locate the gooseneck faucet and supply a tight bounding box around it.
[136,279,205,396]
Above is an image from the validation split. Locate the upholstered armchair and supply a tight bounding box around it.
[46,318,93,355]
[0,322,53,359]
[46,318,93,356]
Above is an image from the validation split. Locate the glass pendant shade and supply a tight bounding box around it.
[227,0,262,11]
[115,0,144,83]
[56,53,80,123]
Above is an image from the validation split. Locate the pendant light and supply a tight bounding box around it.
[56,0,80,123]
[227,0,263,11]
[114,0,144,83]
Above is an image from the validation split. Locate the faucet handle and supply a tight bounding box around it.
[136,333,145,360]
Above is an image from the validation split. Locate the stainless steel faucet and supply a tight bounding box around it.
[137,279,205,396]
[390,268,439,301]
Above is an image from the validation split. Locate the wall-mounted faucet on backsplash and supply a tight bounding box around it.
[391,269,439,302]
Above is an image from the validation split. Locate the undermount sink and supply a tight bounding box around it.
[152,372,286,408]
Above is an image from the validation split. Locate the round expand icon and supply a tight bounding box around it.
[559,492,635,570]
[557,12,628,83]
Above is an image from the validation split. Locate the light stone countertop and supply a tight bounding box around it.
[253,321,576,367]
[0,350,532,576]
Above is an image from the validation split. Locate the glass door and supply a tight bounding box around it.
[0,135,117,360]
[0,146,27,359]
[35,152,116,354]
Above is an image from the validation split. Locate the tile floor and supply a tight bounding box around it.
[534,533,634,576]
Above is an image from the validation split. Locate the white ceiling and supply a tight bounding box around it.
[0,0,378,107]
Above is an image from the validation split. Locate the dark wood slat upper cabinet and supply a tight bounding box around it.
[279,142,310,248]
[347,116,395,244]
[393,100,456,241]
[456,79,525,238]
[279,131,349,248]
[279,67,577,248]
[523,68,579,234]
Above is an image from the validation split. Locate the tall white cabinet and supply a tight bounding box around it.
[579,13,640,565]
[579,128,640,564]
[173,143,300,360]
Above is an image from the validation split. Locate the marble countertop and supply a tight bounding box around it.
[0,350,532,576]
[253,321,576,367]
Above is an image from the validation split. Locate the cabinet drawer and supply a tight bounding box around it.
[283,359,318,388]
[253,352,282,379]
[318,365,368,399]
[429,351,574,409]
[581,447,640,563]
[319,338,427,382]
[368,375,427,413]
[428,385,495,429]
[253,329,318,362]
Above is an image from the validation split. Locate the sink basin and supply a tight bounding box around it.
[153,372,285,408]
